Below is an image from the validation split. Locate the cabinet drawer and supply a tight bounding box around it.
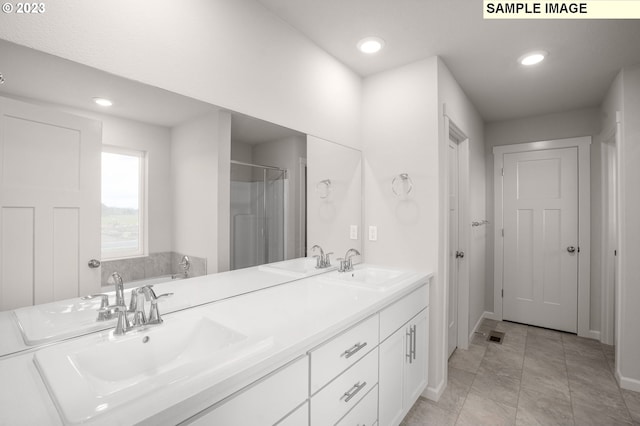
[276,402,309,426]
[311,348,378,426]
[379,283,428,341]
[310,314,379,394]
[336,384,378,426]
[185,356,308,425]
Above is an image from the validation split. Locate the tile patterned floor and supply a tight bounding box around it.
[401,319,640,426]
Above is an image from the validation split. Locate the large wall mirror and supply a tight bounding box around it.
[0,40,361,355]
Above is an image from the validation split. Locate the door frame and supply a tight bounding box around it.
[445,115,470,351]
[600,116,621,346]
[493,136,592,338]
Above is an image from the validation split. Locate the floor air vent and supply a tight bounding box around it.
[487,330,505,344]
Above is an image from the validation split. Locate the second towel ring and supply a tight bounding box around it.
[392,173,413,197]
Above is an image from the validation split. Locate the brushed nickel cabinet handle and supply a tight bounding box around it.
[342,341,367,359]
[341,381,367,403]
[411,324,417,360]
[406,327,413,364]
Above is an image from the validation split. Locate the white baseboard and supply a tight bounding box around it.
[422,378,445,402]
[585,329,601,341]
[468,312,488,341]
[617,370,640,393]
[482,311,501,321]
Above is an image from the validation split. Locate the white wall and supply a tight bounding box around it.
[615,64,640,391]
[484,108,601,330]
[0,0,362,150]
[362,57,443,397]
[171,110,231,273]
[437,60,486,341]
[307,136,362,260]
[253,136,307,259]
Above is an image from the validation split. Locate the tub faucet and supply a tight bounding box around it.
[179,255,191,277]
[311,245,333,269]
[337,248,361,273]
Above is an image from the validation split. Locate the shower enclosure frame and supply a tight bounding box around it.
[230,160,288,270]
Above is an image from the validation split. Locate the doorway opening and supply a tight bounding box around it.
[493,137,592,336]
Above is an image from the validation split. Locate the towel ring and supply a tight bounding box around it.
[316,179,332,199]
[392,173,413,197]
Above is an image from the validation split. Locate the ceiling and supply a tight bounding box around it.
[255,0,640,122]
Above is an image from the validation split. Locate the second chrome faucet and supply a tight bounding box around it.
[97,272,173,335]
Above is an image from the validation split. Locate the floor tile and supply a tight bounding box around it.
[449,343,487,374]
[403,324,636,426]
[521,355,570,395]
[456,391,516,426]
[516,383,574,426]
[471,363,521,407]
[622,389,640,424]
[432,366,475,413]
[571,388,634,425]
[401,397,458,426]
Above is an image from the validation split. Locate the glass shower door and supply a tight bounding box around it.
[230,162,286,270]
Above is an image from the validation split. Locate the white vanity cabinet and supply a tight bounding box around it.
[378,286,429,426]
[309,314,380,425]
[183,356,309,426]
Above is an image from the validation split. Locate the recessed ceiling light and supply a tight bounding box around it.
[93,97,113,107]
[357,37,385,54]
[519,51,547,66]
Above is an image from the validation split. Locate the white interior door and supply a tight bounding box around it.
[502,147,578,333]
[448,140,459,357]
[0,96,101,310]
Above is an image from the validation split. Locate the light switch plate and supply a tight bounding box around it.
[350,225,358,240]
[368,225,378,241]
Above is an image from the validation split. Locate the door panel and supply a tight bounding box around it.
[0,97,101,309]
[503,147,578,333]
[448,140,458,357]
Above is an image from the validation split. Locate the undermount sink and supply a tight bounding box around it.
[258,256,336,278]
[35,313,271,424]
[13,296,119,345]
[319,265,412,291]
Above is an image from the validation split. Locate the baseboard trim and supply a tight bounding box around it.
[468,312,488,341]
[585,329,601,341]
[617,370,640,392]
[422,378,445,402]
[483,311,501,321]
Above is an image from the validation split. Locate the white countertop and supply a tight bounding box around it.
[0,264,431,425]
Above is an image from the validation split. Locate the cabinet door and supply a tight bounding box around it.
[404,308,428,406]
[378,326,406,426]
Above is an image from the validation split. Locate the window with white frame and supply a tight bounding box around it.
[101,146,146,259]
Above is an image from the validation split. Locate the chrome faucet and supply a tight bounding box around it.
[337,248,361,273]
[173,255,191,279]
[311,245,333,269]
[141,285,173,324]
[108,272,125,306]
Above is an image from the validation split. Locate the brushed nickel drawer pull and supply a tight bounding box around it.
[341,381,367,403]
[411,324,417,360]
[342,341,367,359]
[406,327,413,364]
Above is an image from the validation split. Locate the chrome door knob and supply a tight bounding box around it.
[88,259,101,268]
[567,246,576,253]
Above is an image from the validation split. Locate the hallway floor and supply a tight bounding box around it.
[401,319,640,425]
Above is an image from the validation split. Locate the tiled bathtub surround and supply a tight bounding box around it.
[101,252,207,286]
[402,318,640,426]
